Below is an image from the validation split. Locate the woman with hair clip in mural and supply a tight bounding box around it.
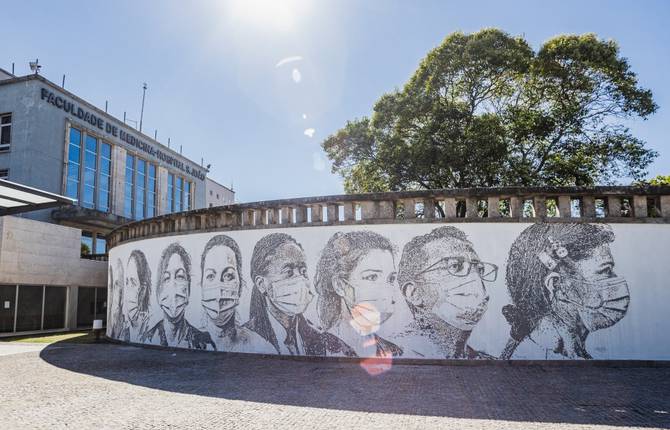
[199,235,273,353]
[244,233,354,356]
[500,223,630,359]
[143,242,214,350]
[315,231,403,358]
[107,259,125,340]
[120,251,152,343]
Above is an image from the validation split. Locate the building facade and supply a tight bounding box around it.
[205,177,235,207]
[0,68,211,336]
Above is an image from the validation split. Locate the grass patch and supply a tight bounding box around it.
[0,330,100,344]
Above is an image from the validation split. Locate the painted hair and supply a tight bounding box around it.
[314,230,395,330]
[398,226,474,315]
[200,234,243,287]
[156,242,192,296]
[501,223,614,358]
[128,250,152,314]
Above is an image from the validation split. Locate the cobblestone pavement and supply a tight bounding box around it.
[0,342,669,430]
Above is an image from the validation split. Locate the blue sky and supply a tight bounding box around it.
[3,0,669,202]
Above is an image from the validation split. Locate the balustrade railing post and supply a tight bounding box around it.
[311,204,323,223]
[403,199,416,219]
[444,197,456,218]
[558,195,571,218]
[488,197,500,218]
[510,196,521,219]
[378,201,395,220]
[633,195,648,218]
[534,196,546,219]
[582,196,596,218]
[661,195,670,218]
[342,202,355,221]
[607,197,622,217]
[327,204,338,223]
[361,201,377,220]
[423,199,435,219]
[295,206,307,224]
[465,196,478,218]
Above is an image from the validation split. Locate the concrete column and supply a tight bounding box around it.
[311,205,323,223]
[423,199,435,219]
[510,197,521,219]
[443,198,457,218]
[488,197,500,218]
[327,204,338,223]
[465,197,478,218]
[65,286,78,330]
[557,195,571,218]
[361,201,377,220]
[660,195,670,218]
[280,207,290,224]
[582,196,596,218]
[111,146,127,216]
[403,199,415,219]
[157,166,169,216]
[607,197,622,217]
[295,206,307,224]
[378,201,395,220]
[342,202,355,221]
[534,196,546,219]
[633,195,648,218]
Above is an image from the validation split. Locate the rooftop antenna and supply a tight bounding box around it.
[29,59,41,75]
[139,82,147,133]
[154,129,158,140]
[105,101,108,113]
[167,137,171,148]
[179,144,182,155]
[11,63,14,75]
[62,74,65,88]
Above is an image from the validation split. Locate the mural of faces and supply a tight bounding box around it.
[158,250,190,323]
[201,237,242,327]
[255,240,313,317]
[124,256,142,323]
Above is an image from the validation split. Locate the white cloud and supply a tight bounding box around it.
[292,68,302,83]
[275,56,303,68]
[304,128,315,138]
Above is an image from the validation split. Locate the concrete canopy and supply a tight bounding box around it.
[0,179,75,216]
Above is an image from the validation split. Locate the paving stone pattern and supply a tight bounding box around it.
[1,343,669,430]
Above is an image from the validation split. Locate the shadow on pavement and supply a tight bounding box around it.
[40,340,670,428]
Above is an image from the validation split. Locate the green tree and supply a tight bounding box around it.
[322,29,658,192]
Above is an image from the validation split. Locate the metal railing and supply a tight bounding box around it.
[108,185,670,248]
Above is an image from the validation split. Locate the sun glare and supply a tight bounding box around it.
[225,0,309,32]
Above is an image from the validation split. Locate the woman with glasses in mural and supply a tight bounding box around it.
[315,231,403,358]
[199,235,273,353]
[143,242,214,350]
[500,223,630,359]
[120,250,152,343]
[397,226,496,359]
[244,233,354,356]
[107,258,125,340]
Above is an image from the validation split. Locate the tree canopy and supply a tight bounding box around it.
[322,29,658,192]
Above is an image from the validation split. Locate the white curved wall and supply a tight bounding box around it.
[107,222,670,360]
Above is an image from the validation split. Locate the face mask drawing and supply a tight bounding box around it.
[202,279,240,327]
[416,257,493,331]
[159,254,189,322]
[554,275,630,332]
[268,276,313,316]
[124,260,141,323]
[341,278,395,334]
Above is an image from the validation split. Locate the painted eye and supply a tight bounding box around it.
[224,272,235,282]
[299,266,307,277]
[206,273,216,281]
[388,273,397,284]
[363,273,378,282]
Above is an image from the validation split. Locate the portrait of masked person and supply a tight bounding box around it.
[199,235,274,353]
[120,251,152,343]
[107,259,125,340]
[500,223,630,360]
[397,226,496,359]
[315,231,403,358]
[244,233,354,356]
[143,242,214,350]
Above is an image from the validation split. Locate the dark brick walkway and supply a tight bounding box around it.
[0,342,668,429]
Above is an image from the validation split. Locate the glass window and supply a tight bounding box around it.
[82,135,97,208]
[147,164,156,218]
[81,231,93,256]
[0,169,8,179]
[43,286,66,330]
[16,285,43,332]
[0,113,11,150]
[167,173,174,214]
[76,287,96,328]
[95,234,106,254]
[98,142,111,212]
[184,181,192,211]
[135,159,146,220]
[0,285,16,333]
[66,128,81,200]
[175,176,183,212]
[124,154,135,218]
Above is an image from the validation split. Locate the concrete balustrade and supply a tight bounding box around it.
[108,186,670,248]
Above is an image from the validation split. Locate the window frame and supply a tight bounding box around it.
[0,112,12,151]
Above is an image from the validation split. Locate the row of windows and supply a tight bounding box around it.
[66,127,194,220]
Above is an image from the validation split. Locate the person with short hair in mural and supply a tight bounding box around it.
[107,259,125,340]
[143,242,214,350]
[199,235,274,353]
[315,231,403,358]
[500,223,630,359]
[397,226,496,359]
[244,233,354,356]
[120,251,152,343]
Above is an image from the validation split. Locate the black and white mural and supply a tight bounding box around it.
[107,223,670,360]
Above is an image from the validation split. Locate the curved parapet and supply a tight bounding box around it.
[107,186,670,361]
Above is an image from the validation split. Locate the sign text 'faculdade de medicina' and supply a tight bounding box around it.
[40,88,206,181]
